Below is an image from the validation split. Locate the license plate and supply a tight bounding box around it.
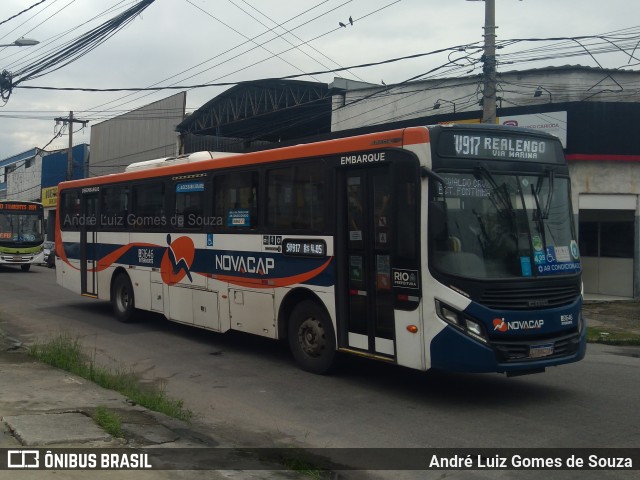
[529,343,554,358]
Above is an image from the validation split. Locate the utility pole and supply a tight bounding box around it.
[481,0,497,124]
[54,111,89,180]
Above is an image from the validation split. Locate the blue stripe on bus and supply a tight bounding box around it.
[62,241,335,287]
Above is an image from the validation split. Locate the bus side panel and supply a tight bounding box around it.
[391,137,437,371]
[422,282,474,370]
[58,231,82,294]
[208,277,231,333]
[127,268,152,312]
[95,232,130,301]
[274,287,337,339]
[393,308,426,370]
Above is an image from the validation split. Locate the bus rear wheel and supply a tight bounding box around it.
[112,273,136,323]
[288,300,336,374]
[21,264,30,272]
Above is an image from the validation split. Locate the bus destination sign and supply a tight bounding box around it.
[438,131,560,163]
[0,203,40,211]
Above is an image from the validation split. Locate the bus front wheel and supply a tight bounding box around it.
[112,274,136,323]
[21,264,31,272]
[288,300,336,374]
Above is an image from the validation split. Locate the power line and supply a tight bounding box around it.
[229,0,356,82]
[0,0,48,29]
[184,0,324,83]
[2,1,131,72]
[1,0,156,103]
[16,44,483,92]
[76,0,358,121]
[235,0,366,82]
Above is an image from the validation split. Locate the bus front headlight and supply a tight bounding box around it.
[464,318,488,344]
[435,300,488,344]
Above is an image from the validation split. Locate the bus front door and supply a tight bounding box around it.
[342,166,396,359]
[80,191,98,297]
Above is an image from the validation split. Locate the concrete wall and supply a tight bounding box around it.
[7,151,43,202]
[88,92,186,176]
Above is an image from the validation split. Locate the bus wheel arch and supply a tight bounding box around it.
[111,268,136,323]
[283,291,336,374]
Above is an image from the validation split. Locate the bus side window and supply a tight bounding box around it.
[214,172,258,229]
[175,180,205,229]
[100,185,129,230]
[266,163,325,231]
[60,190,81,230]
[132,182,165,230]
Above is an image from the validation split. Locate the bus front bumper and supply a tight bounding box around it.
[0,251,44,265]
[430,322,587,375]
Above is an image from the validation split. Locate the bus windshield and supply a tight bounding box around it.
[431,171,581,279]
[0,210,44,246]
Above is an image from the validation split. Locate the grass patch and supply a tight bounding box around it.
[280,456,328,479]
[586,327,640,346]
[93,406,122,437]
[29,332,192,422]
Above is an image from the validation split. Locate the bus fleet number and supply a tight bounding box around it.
[286,242,301,254]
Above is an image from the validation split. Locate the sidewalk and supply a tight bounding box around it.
[582,298,640,335]
[0,338,304,479]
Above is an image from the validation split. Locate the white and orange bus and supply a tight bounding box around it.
[55,124,586,375]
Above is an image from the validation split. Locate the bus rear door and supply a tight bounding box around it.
[80,190,98,297]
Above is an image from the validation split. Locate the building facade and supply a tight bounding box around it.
[88,92,186,176]
[0,149,43,201]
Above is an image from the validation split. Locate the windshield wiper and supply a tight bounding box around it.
[473,165,514,214]
[530,183,548,252]
[535,168,555,219]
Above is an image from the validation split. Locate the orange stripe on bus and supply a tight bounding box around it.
[56,127,430,190]
[402,126,430,146]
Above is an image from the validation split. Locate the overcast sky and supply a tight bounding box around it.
[0,0,638,159]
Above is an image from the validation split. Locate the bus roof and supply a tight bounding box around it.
[58,127,430,190]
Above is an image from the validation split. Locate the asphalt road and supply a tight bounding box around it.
[1,265,639,479]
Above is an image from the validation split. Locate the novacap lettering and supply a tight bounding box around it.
[215,255,275,275]
[340,152,386,165]
[508,319,544,330]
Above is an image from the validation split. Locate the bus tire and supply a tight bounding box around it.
[112,273,136,323]
[288,299,336,374]
[21,264,31,272]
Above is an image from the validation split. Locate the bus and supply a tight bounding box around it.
[0,200,45,271]
[54,124,586,376]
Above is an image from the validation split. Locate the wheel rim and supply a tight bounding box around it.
[298,317,326,358]
[117,286,130,312]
